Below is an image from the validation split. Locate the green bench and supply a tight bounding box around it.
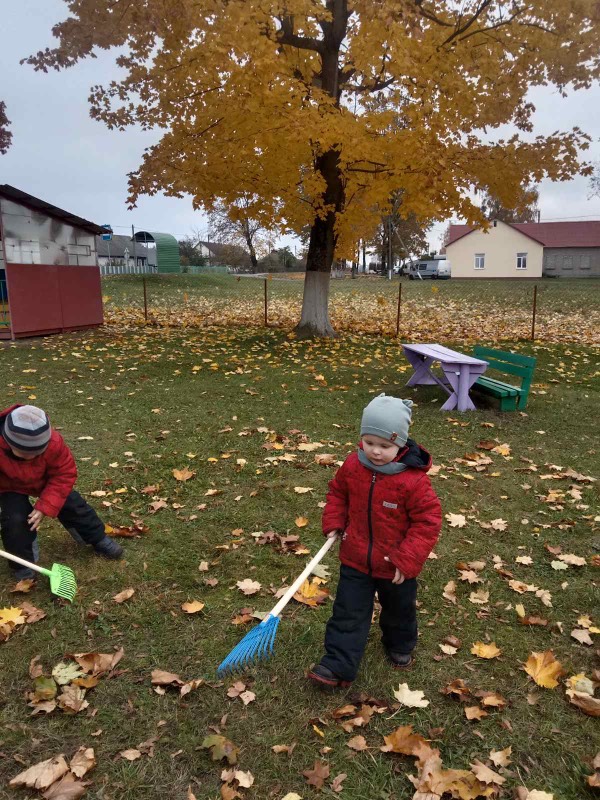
[472,346,536,411]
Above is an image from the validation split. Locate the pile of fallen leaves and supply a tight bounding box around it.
[26,649,124,716]
[9,747,96,799]
[0,602,45,643]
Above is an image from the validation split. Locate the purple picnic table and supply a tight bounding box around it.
[401,343,488,412]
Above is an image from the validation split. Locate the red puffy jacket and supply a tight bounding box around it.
[322,443,442,580]
[0,405,77,517]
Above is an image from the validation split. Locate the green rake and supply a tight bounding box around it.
[0,549,77,602]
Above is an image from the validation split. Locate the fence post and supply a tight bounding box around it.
[395,281,402,337]
[531,284,537,341]
[264,277,268,326]
[143,275,148,322]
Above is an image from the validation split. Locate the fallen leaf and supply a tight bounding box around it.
[523,650,565,688]
[173,467,195,482]
[181,600,205,614]
[471,641,502,659]
[489,746,512,767]
[69,747,96,778]
[42,772,88,800]
[303,760,330,790]
[571,628,593,646]
[445,513,467,528]
[381,725,429,755]
[293,486,313,494]
[71,649,124,675]
[236,579,261,596]
[331,772,347,793]
[9,578,36,593]
[442,580,457,604]
[464,706,488,721]
[393,683,429,708]
[52,662,84,686]
[113,588,135,604]
[293,578,330,607]
[9,755,69,790]
[558,553,586,567]
[295,516,309,528]
[120,749,142,761]
[347,735,368,751]
[151,669,184,687]
[201,735,239,764]
[470,759,506,785]
[57,685,89,715]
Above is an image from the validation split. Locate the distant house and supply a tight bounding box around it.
[0,184,104,339]
[197,241,252,269]
[445,220,600,278]
[96,234,157,274]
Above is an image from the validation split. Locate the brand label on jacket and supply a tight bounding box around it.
[383,501,398,509]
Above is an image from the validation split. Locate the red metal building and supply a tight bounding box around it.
[0,185,105,339]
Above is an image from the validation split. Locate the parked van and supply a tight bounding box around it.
[408,258,451,280]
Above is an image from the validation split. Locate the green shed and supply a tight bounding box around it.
[133,231,180,273]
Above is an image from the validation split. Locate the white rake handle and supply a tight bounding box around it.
[0,548,48,575]
[267,535,338,620]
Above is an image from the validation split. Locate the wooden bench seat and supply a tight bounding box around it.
[472,347,536,411]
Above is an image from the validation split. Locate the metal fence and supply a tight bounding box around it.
[100,272,599,344]
[99,262,155,276]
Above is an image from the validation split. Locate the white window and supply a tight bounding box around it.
[516,252,527,270]
[474,253,485,270]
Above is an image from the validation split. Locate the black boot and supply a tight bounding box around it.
[386,650,413,669]
[307,663,353,689]
[93,536,123,560]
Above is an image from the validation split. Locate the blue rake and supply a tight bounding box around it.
[218,536,337,675]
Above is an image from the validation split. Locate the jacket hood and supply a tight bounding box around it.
[399,438,433,471]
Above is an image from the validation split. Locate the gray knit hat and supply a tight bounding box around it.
[3,405,51,454]
[360,394,413,446]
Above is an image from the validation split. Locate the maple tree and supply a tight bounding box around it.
[26,1,600,336]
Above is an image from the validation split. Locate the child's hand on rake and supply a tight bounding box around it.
[384,556,405,584]
[28,509,45,532]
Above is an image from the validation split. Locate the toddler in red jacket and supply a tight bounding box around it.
[0,405,123,582]
[308,394,442,688]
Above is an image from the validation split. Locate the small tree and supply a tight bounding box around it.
[208,199,270,273]
[480,185,540,224]
[0,101,12,155]
[178,235,205,267]
[589,165,600,200]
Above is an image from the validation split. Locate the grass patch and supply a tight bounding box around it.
[0,324,598,799]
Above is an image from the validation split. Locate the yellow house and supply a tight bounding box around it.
[445,220,543,278]
[445,219,600,278]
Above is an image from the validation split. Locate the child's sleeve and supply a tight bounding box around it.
[35,438,78,518]
[321,461,350,535]
[389,474,442,579]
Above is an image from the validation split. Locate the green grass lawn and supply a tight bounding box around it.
[0,323,598,800]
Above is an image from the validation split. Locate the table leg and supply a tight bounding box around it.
[404,354,438,386]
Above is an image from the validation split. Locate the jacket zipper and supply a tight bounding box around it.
[367,472,376,575]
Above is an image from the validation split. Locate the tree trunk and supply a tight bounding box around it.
[296,148,344,338]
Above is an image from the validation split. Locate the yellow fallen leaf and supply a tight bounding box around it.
[523,650,565,688]
[173,467,195,482]
[295,516,309,528]
[181,600,205,614]
[471,641,502,659]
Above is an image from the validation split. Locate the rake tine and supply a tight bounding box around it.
[217,537,337,675]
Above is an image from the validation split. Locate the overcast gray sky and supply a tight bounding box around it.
[1,0,599,252]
